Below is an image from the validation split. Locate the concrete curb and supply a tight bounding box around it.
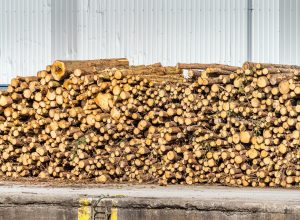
[0,185,299,219]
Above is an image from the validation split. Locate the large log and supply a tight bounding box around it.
[243,61,300,70]
[51,58,129,81]
[177,63,239,71]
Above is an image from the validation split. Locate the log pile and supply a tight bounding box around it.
[0,58,299,188]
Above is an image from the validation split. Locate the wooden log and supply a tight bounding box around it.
[51,58,129,81]
[0,96,13,107]
[243,61,300,70]
[177,63,239,71]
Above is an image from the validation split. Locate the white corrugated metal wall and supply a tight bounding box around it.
[74,0,248,65]
[0,0,299,84]
[251,0,300,65]
[0,0,51,84]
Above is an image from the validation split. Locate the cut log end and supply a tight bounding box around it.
[51,60,65,81]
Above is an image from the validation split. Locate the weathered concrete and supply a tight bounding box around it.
[0,184,299,219]
[0,193,78,220]
[0,205,77,220]
[108,197,300,220]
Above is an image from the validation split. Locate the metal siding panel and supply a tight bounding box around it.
[0,0,51,84]
[231,0,237,64]
[61,0,247,66]
[252,0,299,65]
[220,0,225,63]
[253,0,273,64]
[3,0,300,84]
[1,1,5,83]
[0,2,2,83]
[284,0,291,63]
[252,0,258,62]
[290,0,296,64]
[278,0,300,65]
[241,0,247,65]
[297,0,300,63]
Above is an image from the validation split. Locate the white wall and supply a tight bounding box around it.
[251,0,300,65]
[0,0,51,84]
[0,0,299,84]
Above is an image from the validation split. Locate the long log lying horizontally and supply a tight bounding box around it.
[51,58,129,81]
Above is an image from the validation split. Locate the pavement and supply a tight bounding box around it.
[0,183,299,202]
[0,184,299,220]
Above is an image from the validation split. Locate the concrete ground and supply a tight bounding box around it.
[0,184,299,219]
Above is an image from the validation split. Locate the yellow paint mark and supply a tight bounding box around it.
[78,206,91,220]
[78,198,91,220]
[79,198,91,206]
[112,194,126,198]
[110,208,118,220]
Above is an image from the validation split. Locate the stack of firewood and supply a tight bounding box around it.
[0,58,299,187]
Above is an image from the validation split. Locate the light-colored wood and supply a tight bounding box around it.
[0,59,299,188]
[51,58,129,81]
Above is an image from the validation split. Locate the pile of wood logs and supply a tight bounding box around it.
[0,58,299,188]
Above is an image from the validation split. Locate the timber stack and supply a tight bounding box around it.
[0,58,299,188]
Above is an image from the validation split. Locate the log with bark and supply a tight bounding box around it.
[51,58,129,81]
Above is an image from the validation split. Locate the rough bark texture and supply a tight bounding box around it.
[51,58,129,81]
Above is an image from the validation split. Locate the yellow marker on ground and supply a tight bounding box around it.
[78,198,92,220]
[110,208,118,220]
